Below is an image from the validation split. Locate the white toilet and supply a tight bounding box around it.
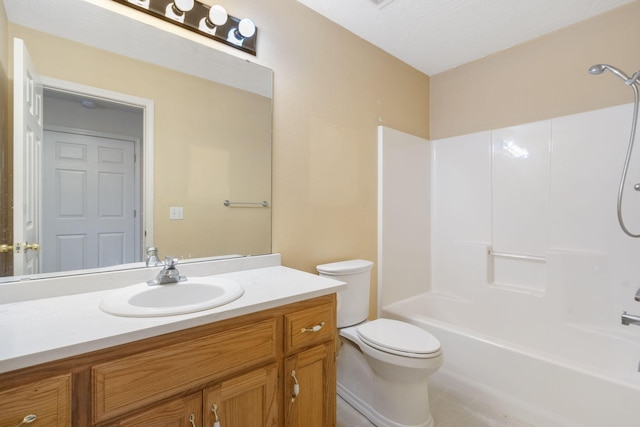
[317,259,443,427]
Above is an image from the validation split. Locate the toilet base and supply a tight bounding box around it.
[338,382,435,427]
[337,337,436,427]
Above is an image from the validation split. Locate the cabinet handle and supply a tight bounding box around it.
[301,321,325,333]
[290,370,300,403]
[211,403,221,427]
[188,413,196,427]
[15,415,36,427]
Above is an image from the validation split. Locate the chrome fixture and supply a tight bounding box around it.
[223,199,269,207]
[148,257,187,285]
[636,287,640,302]
[119,0,257,55]
[588,63,640,238]
[145,246,162,267]
[621,311,640,326]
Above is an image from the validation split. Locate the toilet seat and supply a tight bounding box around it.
[356,319,441,358]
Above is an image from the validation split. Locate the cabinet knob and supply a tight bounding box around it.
[16,414,37,426]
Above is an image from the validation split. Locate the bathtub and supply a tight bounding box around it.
[382,292,640,427]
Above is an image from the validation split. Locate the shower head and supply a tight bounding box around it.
[588,64,607,75]
[588,64,631,82]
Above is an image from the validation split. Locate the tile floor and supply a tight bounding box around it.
[336,375,537,427]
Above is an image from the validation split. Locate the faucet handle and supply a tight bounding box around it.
[635,287,640,302]
[164,256,179,268]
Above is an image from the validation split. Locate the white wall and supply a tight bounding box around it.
[430,103,640,332]
[377,126,430,310]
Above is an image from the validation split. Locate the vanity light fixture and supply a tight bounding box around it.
[164,0,195,23]
[114,0,258,55]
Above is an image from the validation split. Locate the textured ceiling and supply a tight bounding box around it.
[296,0,635,76]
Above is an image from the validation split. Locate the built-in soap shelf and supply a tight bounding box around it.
[487,247,547,296]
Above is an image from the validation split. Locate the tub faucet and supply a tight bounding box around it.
[148,257,187,285]
[621,311,640,326]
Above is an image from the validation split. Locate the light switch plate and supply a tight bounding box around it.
[169,206,184,220]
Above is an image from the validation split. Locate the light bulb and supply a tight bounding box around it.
[173,0,194,12]
[238,18,256,38]
[208,5,228,26]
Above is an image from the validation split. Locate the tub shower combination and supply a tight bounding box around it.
[377,64,640,427]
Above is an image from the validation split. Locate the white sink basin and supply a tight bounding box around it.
[99,276,244,317]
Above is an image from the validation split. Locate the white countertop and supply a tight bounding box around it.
[0,261,345,374]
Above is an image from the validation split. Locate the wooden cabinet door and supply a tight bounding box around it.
[204,364,278,427]
[284,342,336,427]
[0,374,71,427]
[108,392,202,427]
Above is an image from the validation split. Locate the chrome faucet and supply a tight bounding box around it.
[147,257,187,285]
[621,311,640,326]
[145,247,162,267]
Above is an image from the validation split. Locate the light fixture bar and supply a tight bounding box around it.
[114,0,257,55]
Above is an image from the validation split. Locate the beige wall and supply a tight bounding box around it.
[430,1,640,139]
[225,0,430,275]
[224,0,430,315]
[4,1,430,315]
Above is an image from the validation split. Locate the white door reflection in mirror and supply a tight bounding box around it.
[13,38,42,276]
[42,130,140,273]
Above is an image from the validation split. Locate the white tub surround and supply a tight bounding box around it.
[378,104,640,427]
[0,254,345,373]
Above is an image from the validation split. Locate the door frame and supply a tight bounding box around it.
[41,76,155,259]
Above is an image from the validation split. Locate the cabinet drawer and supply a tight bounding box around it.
[285,302,335,354]
[107,392,202,427]
[92,318,277,423]
[0,374,71,427]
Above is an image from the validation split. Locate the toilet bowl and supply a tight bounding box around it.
[317,260,443,427]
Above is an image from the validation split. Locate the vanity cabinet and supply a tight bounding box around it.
[91,318,278,423]
[0,294,336,427]
[0,374,71,427]
[284,303,337,427]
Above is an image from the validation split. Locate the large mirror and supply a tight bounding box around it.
[0,0,273,281]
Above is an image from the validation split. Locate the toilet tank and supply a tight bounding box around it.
[316,259,374,328]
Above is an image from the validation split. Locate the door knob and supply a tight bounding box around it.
[0,244,12,253]
[24,243,40,251]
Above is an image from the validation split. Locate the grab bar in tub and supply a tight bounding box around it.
[621,311,640,326]
[487,249,546,262]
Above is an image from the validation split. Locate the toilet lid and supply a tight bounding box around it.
[356,319,441,357]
